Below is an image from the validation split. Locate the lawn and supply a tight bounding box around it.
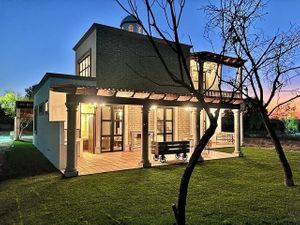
[0,142,299,225]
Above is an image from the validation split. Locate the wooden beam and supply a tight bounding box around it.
[74,94,240,109]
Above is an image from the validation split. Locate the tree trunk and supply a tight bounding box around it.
[260,108,294,186]
[174,122,218,225]
[18,128,23,140]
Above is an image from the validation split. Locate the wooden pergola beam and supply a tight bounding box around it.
[73,94,240,109]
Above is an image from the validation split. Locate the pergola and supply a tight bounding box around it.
[51,84,243,177]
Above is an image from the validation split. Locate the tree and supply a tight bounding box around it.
[25,85,35,100]
[117,1,243,224]
[243,99,265,134]
[0,90,33,139]
[284,113,298,134]
[0,91,22,117]
[221,109,234,132]
[204,0,300,186]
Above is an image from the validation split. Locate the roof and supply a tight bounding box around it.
[51,85,242,108]
[120,15,138,26]
[191,51,246,67]
[33,73,96,95]
[16,101,33,109]
[73,23,192,51]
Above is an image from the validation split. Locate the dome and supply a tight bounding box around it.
[120,15,143,34]
[120,15,138,27]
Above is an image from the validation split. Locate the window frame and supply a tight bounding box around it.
[77,49,92,77]
[156,107,174,142]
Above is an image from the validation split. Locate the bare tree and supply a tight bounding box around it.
[117,1,244,224]
[18,117,33,140]
[204,0,300,186]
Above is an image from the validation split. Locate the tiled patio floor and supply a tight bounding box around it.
[77,149,237,175]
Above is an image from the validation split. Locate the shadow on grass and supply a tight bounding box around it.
[0,141,58,181]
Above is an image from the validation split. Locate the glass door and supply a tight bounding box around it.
[80,104,95,153]
[156,107,173,142]
[101,105,124,152]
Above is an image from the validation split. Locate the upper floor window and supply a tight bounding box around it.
[78,54,91,77]
[39,102,45,115]
[191,69,199,90]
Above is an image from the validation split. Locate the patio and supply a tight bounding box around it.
[77,149,237,175]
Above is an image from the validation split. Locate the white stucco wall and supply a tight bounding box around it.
[33,75,96,170]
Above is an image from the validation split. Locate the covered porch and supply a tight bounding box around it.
[55,85,243,177]
[77,149,237,175]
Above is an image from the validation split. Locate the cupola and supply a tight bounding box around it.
[120,15,143,34]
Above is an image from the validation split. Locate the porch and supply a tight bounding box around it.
[77,149,237,175]
[56,86,243,177]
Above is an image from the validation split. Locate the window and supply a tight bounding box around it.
[39,103,45,115]
[128,24,134,32]
[157,107,173,142]
[138,26,142,34]
[192,69,199,90]
[45,100,49,113]
[78,54,91,77]
[101,105,124,152]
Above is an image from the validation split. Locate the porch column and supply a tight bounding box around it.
[240,111,244,146]
[64,94,79,177]
[141,104,151,168]
[196,107,204,162]
[14,116,20,140]
[233,109,243,157]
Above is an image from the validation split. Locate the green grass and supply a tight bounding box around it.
[0,141,57,180]
[0,142,299,225]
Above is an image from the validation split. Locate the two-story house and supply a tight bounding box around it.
[33,16,244,177]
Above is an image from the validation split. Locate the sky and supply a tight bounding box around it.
[0,0,299,116]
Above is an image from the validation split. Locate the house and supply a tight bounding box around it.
[33,16,245,177]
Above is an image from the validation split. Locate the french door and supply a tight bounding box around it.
[156,107,173,142]
[101,105,124,152]
[80,104,95,153]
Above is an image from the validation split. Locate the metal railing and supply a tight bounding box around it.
[204,90,242,99]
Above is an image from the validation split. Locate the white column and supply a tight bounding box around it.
[14,116,20,140]
[64,94,79,177]
[189,109,196,152]
[123,105,129,151]
[233,109,243,157]
[141,105,151,168]
[174,107,179,141]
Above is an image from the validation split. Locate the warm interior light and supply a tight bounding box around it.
[150,105,157,110]
[184,106,192,111]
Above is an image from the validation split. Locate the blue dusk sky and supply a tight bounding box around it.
[0,0,299,96]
